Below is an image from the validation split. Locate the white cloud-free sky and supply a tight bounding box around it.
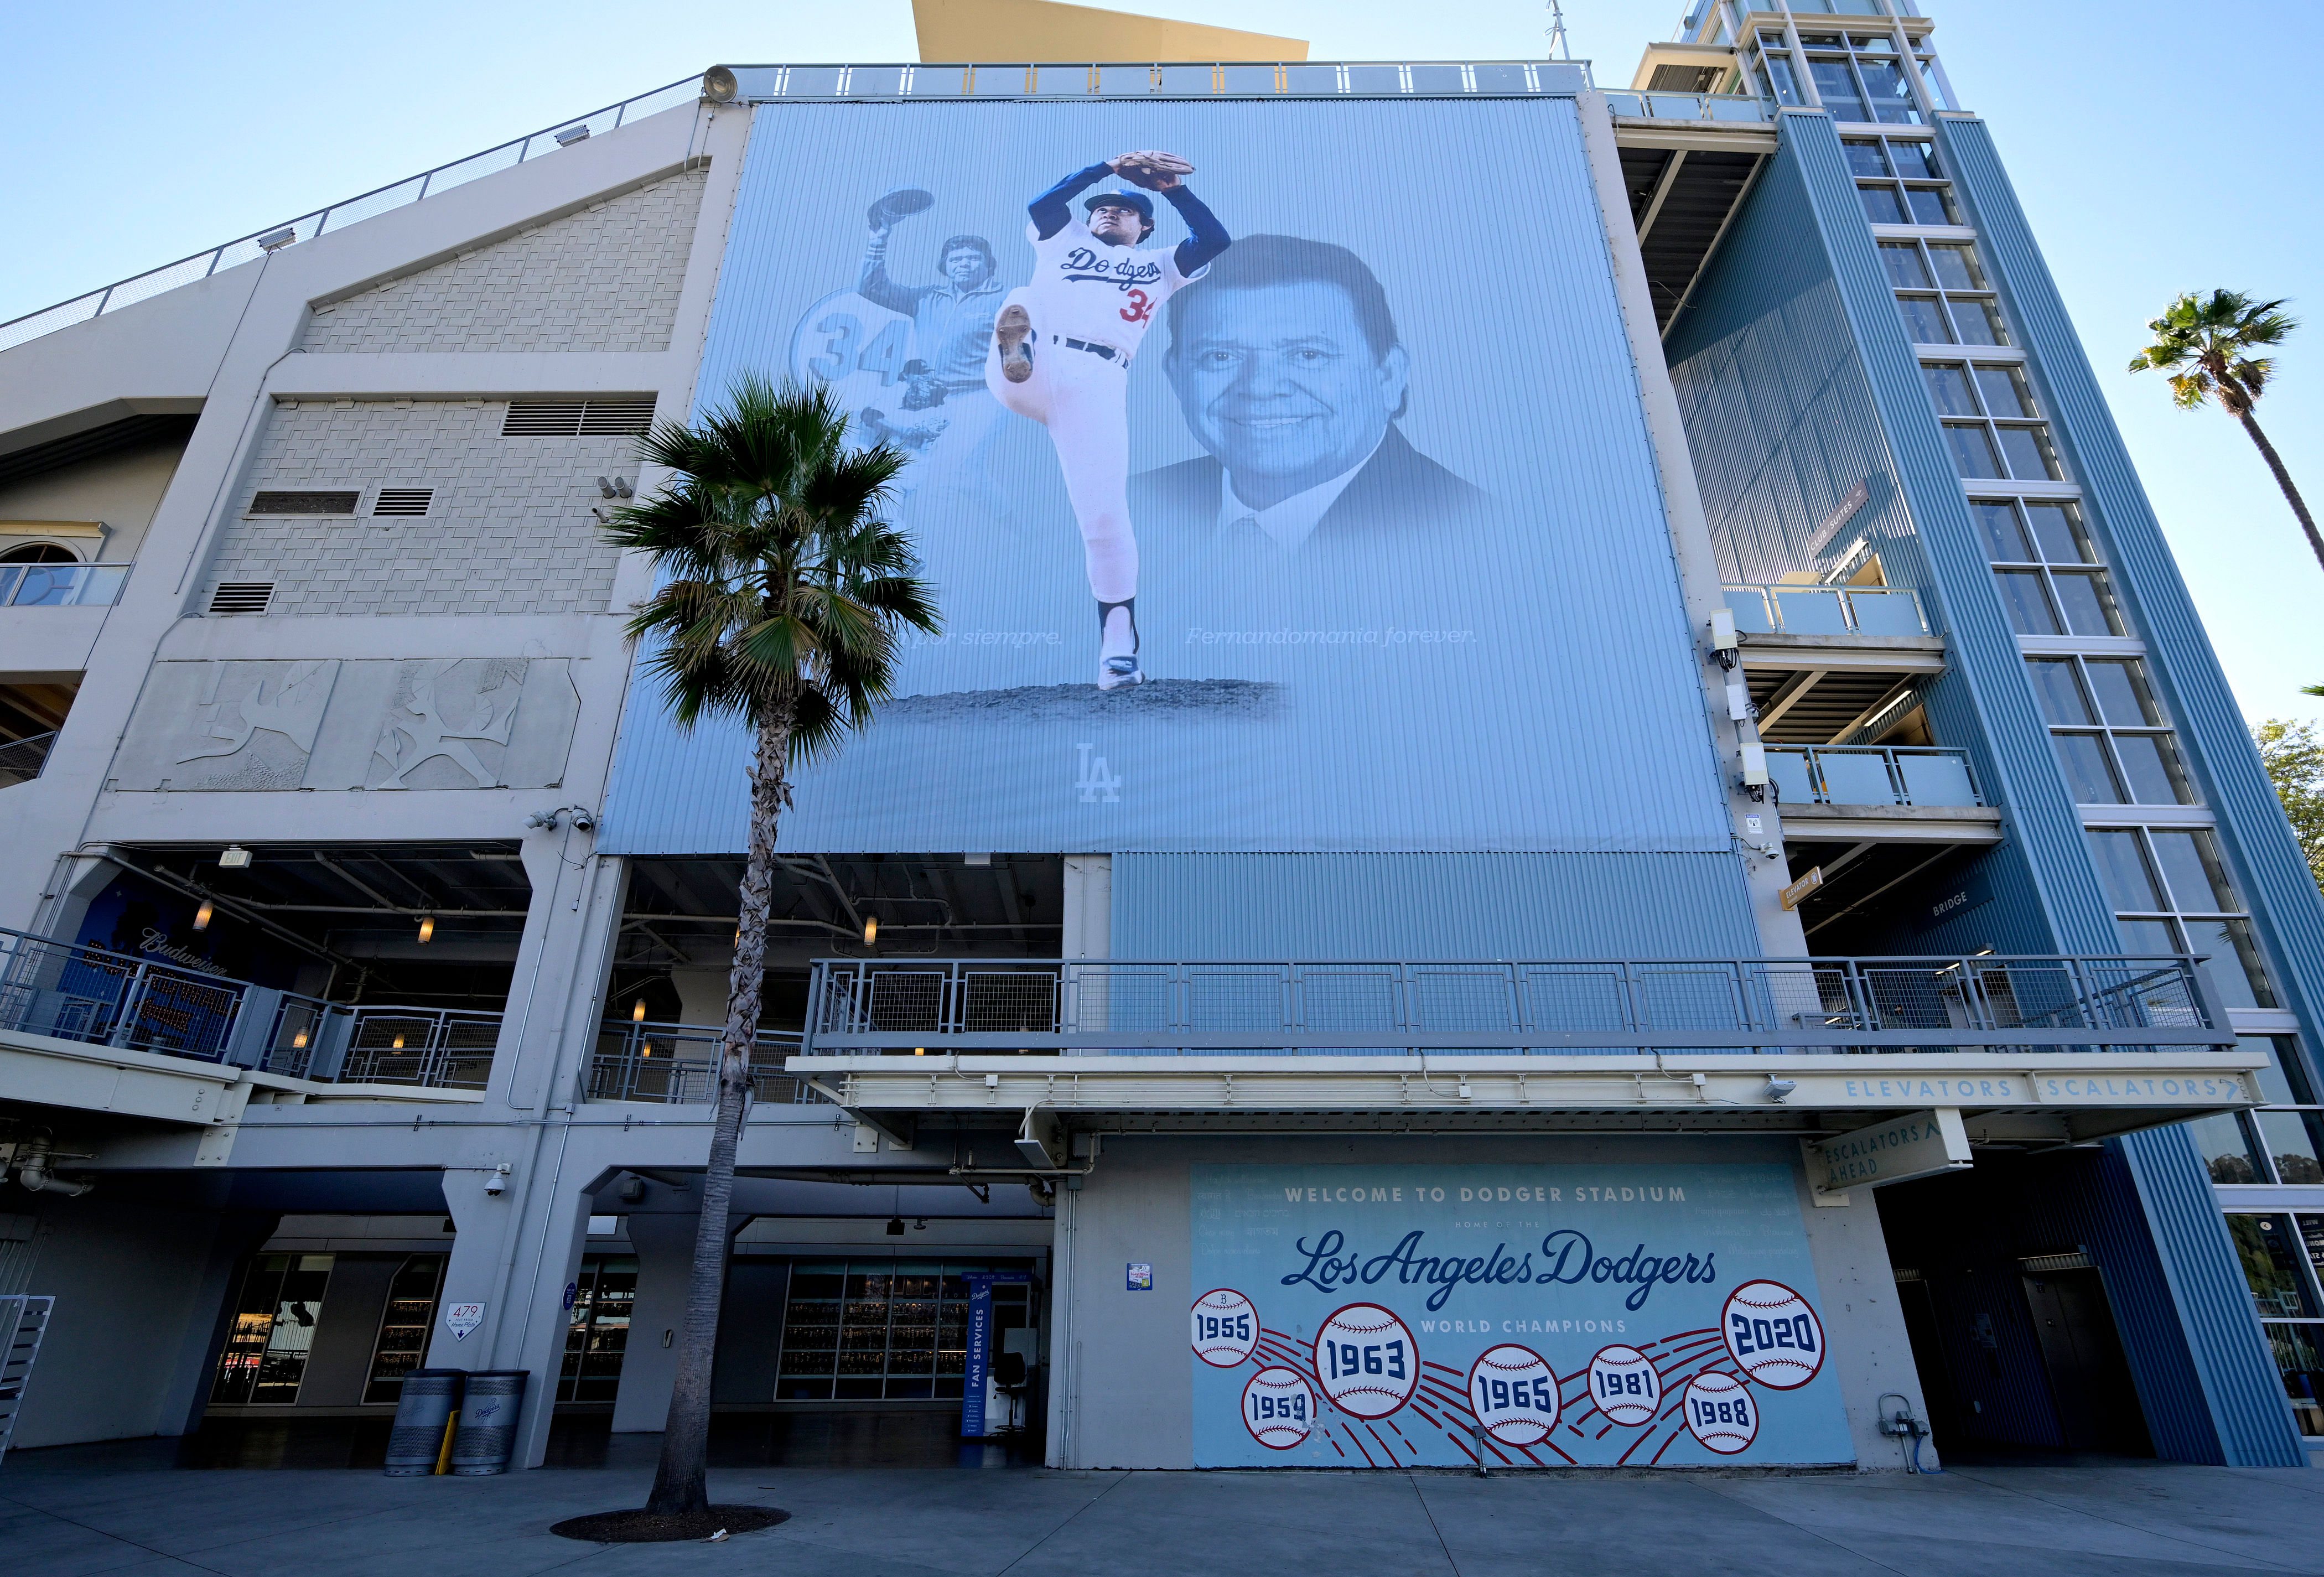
[7,1,2318,726]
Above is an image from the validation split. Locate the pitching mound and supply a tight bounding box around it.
[549,1505,788,1543]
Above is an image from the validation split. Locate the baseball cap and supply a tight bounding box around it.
[1083,190,1154,222]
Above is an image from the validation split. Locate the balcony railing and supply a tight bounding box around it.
[1767,745,1982,808]
[1725,582,1928,637]
[797,955,2233,1056]
[0,563,129,608]
[1604,91,1770,122]
[712,60,1592,102]
[0,926,499,1090]
[588,1021,825,1106]
[0,733,54,787]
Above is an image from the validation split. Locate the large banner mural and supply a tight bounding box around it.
[1189,1164,1854,1467]
[604,99,1731,855]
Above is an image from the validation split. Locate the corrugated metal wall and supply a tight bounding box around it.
[1112,850,1762,959]
[595,95,1740,862]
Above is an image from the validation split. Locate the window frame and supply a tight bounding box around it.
[2025,655,2192,807]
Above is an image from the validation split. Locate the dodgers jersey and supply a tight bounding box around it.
[1020,217,1205,354]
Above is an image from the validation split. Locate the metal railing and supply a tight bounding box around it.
[0,926,499,1090]
[712,60,1592,103]
[1603,91,1770,122]
[1767,745,1982,808]
[0,77,701,354]
[588,1020,825,1106]
[0,563,129,608]
[0,733,54,788]
[798,955,2233,1055]
[1726,582,1928,637]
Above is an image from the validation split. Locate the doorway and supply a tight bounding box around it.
[2020,1262,2153,1454]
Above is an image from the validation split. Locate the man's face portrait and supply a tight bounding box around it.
[1167,282,1410,505]
[943,246,990,287]
[1087,203,1147,246]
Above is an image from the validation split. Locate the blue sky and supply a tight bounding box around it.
[8,1,2318,727]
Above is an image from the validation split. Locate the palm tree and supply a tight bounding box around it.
[603,376,939,1517]
[2129,289,2318,573]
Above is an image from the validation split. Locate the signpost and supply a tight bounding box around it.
[1780,868,1823,911]
[1806,1109,1971,1200]
[959,1271,1031,1439]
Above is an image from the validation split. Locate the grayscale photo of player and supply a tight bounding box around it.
[986,152,1232,689]
[1134,234,1486,559]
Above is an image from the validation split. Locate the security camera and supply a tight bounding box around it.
[484,1163,510,1195]
[1765,1078,1798,1103]
[524,810,561,831]
[569,808,598,832]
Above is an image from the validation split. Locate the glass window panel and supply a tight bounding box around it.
[1859,184,1908,224]
[2022,502,2090,563]
[1917,57,1952,111]
[2300,1213,2324,1280]
[2027,658,2095,724]
[2084,660,2159,725]
[1881,241,1933,287]
[1810,60,1869,121]
[2230,1216,2316,1314]
[1944,423,2005,478]
[2250,1035,2318,1106]
[1897,294,1954,343]
[2050,571,2123,637]
[2052,733,2124,804]
[1905,186,1958,225]
[1860,59,1920,122]
[2113,732,2191,805]
[1974,364,2035,416]
[2264,1324,2324,1437]
[1799,33,1845,48]
[2258,1113,2324,1185]
[2149,829,2237,912]
[2087,829,2165,910]
[2115,916,2181,954]
[2190,1113,2266,1183]
[1926,243,1985,290]
[1922,363,1977,414]
[2186,917,2275,1009]
[1845,139,1892,177]
[1950,296,2007,345]
[1893,140,1943,179]
[1851,34,1895,54]
[1764,54,1803,106]
[1996,424,2064,481]
[1974,501,2032,560]
[1994,569,2061,634]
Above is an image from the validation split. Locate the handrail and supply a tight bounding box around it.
[0,76,701,354]
[0,733,56,787]
[1602,90,1770,122]
[1764,744,1983,808]
[588,1019,823,1106]
[796,954,2237,1056]
[709,59,1594,103]
[1725,582,1929,637]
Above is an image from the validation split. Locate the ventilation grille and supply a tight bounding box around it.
[501,398,656,437]
[2020,1252,2093,1274]
[249,490,359,515]
[372,488,434,516]
[209,582,275,615]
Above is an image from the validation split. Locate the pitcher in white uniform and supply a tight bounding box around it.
[986,153,1232,689]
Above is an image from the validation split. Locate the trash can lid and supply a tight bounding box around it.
[407,1368,470,1378]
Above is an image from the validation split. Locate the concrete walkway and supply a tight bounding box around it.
[6,1443,2323,1577]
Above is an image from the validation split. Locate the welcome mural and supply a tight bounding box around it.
[1189,1164,1853,1467]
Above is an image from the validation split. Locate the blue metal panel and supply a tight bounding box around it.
[596,96,1739,862]
[1936,115,2314,1470]
[1113,852,1762,959]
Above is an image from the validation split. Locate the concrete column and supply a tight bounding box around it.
[608,1211,698,1433]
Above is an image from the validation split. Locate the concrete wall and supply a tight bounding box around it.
[1047,1133,1929,1472]
[0,438,188,563]
[198,398,630,618]
[303,169,707,356]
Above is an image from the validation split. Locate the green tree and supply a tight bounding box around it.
[2254,718,2324,892]
[2130,289,2317,573]
[602,376,939,1516]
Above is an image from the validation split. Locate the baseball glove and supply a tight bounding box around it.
[1111,151,1194,191]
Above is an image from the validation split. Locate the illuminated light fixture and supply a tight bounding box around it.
[292,1029,308,1050]
[219,846,253,869]
[863,916,879,946]
[417,916,435,943]
[633,998,648,1023]
[641,1044,652,1058]
[914,1047,925,1056]
[392,1034,406,1050]
[193,900,214,931]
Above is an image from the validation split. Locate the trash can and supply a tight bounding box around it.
[383,1370,466,1477]
[448,1370,528,1475]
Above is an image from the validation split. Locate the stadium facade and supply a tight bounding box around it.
[2,1,2320,1472]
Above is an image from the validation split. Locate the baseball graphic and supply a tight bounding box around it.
[1191,1288,1259,1367]
[1241,1366,1316,1449]
[1586,1343,1663,1426]
[1683,1371,1758,1454]
[1466,1344,1559,1446]
[1311,1303,1419,1419]
[1721,1279,1826,1390]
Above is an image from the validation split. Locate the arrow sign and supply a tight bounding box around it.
[1807,1108,1970,1199]
[445,1301,486,1341]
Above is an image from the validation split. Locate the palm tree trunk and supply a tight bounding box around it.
[2239,410,2324,577]
[646,707,793,1516]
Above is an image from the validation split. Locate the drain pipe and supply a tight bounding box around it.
[15,1133,94,1196]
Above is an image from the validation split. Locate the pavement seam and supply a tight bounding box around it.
[1400,1469,1466,1576]
[0,1491,237,1577]
[1937,1469,2310,1573]
[988,1470,1133,1577]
